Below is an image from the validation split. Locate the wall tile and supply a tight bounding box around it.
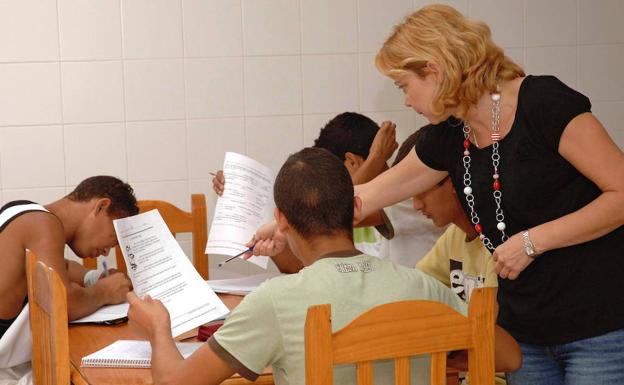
[0,63,61,126]
[64,123,127,185]
[182,0,242,57]
[592,101,624,150]
[303,113,335,147]
[1,187,66,206]
[469,0,524,48]
[185,58,244,118]
[359,53,407,112]
[122,0,183,58]
[302,54,359,114]
[0,0,59,62]
[126,120,187,182]
[61,61,125,123]
[579,44,624,101]
[414,0,468,15]
[525,0,577,47]
[579,0,624,44]
[358,0,413,53]
[244,56,302,116]
[124,60,185,121]
[242,0,300,55]
[131,180,190,210]
[301,0,357,54]
[504,47,525,68]
[58,0,122,60]
[525,46,577,88]
[245,116,303,173]
[0,125,65,188]
[187,118,246,179]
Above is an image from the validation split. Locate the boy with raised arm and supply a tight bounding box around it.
[127,148,520,385]
[213,112,443,269]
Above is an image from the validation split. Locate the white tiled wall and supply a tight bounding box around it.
[1,0,623,276]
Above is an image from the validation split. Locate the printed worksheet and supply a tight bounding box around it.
[206,152,274,269]
[114,210,229,337]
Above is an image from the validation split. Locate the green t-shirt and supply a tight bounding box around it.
[210,254,467,385]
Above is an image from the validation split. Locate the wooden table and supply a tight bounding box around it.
[68,294,273,385]
[69,294,459,385]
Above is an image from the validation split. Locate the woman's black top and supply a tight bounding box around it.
[415,75,624,345]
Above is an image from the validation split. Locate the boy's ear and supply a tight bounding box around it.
[94,197,112,215]
[344,152,365,174]
[274,208,290,234]
[353,195,363,223]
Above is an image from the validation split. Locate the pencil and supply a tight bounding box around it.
[218,248,253,267]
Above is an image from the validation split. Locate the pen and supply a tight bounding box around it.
[218,247,253,267]
[102,260,109,277]
[209,172,218,177]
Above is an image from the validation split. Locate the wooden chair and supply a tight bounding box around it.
[113,194,209,279]
[304,287,496,385]
[27,251,70,385]
[27,252,91,385]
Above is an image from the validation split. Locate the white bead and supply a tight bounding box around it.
[491,93,501,102]
[497,222,506,231]
[479,234,485,240]
[463,186,472,195]
[493,173,499,179]
[464,150,470,156]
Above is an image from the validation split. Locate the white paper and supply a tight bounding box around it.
[206,152,275,269]
[206,272,284,295]
[81,340,202,368]
[114,210,229,337]
[70,302,129,324]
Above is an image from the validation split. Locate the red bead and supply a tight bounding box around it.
[463,139,470,149]
[475,224,482,233]
[493,180,501,191]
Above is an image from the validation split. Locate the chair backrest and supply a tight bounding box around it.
[113,193,209,279]
[26,251,70,385]
[304,287,496,385]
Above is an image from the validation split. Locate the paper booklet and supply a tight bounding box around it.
[114,210,229,337]
[81,340,202,368]
[70,302,129,325]
[206,152,275,269]
[206,272,284,295]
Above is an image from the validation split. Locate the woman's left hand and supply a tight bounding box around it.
[493,232,535,280]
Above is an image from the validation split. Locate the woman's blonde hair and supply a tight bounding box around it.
[376,4,525,119]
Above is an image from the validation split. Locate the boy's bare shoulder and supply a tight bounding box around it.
[5,210,65,246]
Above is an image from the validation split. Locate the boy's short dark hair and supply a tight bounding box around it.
[392,128,424,167]
[274,148,353,239]
[67,176,138,217]
[313,112,379,160]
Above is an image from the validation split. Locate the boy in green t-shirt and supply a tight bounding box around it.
[127,148,521,385]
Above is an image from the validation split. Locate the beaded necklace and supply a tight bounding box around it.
[461,86,508,251]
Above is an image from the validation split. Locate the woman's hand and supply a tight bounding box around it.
[493,232,535,280]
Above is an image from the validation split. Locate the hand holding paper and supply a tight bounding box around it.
[206,152,276,269]
[126,292,171,341]
[114,210,229,337]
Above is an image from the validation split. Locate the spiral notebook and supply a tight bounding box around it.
[81,340,202,368]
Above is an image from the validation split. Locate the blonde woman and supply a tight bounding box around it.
[353,4,624,385]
